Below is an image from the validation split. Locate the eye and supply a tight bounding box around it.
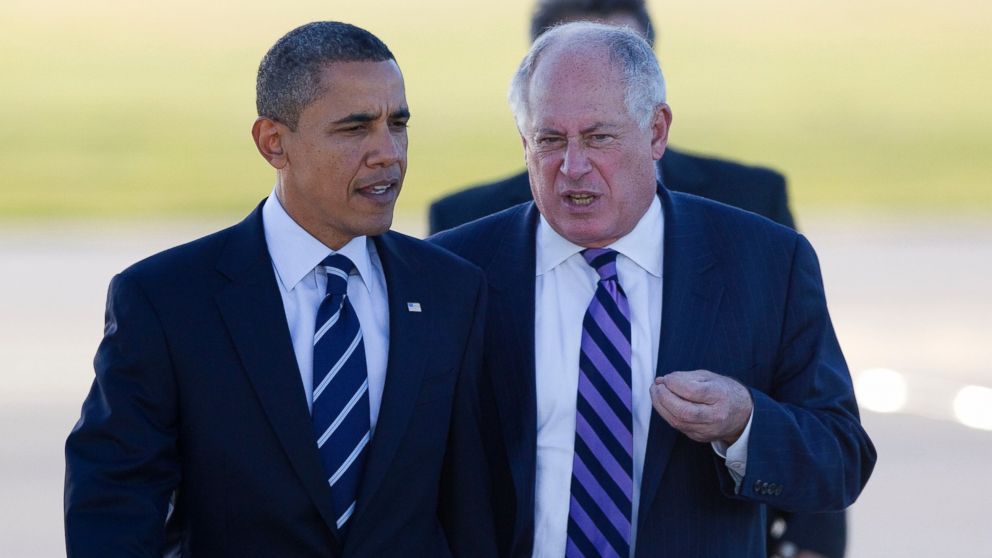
[390,119,409,130]
[589,134,613,143]
[337,124,367,134]
[536,135,564,146]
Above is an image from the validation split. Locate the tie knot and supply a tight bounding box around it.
[581,248,620,281]
[319,253,355,296]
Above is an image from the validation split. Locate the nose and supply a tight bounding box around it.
[366,126,405,168]
[560,139,591,180]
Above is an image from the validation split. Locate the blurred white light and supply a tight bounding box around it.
[855,368,908,413]
[953,385,992,431]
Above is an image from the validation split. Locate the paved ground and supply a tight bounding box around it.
[1,214,989,557]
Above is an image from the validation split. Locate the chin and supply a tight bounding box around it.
[362,217,393,237]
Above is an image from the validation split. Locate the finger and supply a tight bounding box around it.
[650,383,684,426]
[650,384,717,442]
[661,370,719,404]
[651,382,712,426]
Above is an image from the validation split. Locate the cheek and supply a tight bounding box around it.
[535,152,564,180]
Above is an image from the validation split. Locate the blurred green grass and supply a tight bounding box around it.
[1,0,989,221]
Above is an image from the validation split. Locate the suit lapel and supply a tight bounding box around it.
[350,232,432,526]
[213,204,343,547]
[637,188,725,530]
[485,204,540,545]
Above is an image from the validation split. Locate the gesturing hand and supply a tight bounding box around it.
[649,369,753,445]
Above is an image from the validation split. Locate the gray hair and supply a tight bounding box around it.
[508,21,666,132]
[256,21,395,130]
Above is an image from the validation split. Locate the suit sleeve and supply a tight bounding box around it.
[439,271,499,558]
[64,272,180,557]
[716,235,876,512]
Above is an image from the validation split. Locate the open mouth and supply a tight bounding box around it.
[563,192,599,207]
[357,180,399,199]
[567,193,596,206]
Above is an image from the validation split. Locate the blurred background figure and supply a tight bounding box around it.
[430,3,835,554]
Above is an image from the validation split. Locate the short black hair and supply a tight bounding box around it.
[256,21,395,130]
[530,0,655,46]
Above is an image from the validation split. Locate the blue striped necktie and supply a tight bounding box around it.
[311,253,370,535]
[566,248,634,558]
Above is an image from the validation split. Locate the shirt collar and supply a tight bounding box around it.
[262,190,374,293]
[536,195,664,278]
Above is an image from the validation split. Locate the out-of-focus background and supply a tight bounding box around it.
[1,0,990,556]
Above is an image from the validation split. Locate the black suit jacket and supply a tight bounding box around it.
[428,147,796,234]
[65,201,488,557]
[429,189,875,558]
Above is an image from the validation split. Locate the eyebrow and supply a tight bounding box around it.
[332,107,410,125]
[332,112,380,125]
[580,122,618,134]
[534,122,617,136]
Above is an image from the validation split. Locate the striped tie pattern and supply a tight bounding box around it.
[566,248,634,558]
[311,254,370,534]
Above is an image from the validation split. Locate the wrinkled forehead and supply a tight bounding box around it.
[525,45,627,128]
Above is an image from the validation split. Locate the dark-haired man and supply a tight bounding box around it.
[65,22,489,557]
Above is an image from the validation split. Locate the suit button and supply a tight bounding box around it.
[754,480,766,494]
[774,485,783,496]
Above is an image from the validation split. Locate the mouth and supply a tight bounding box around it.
[356,179,400,202]
[368,183,393,195]
[562,191,600,208]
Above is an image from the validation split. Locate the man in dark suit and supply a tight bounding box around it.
[65,22,489,557]
[431,2,844,557]
[428,0,795,235]
[431,23,874,558]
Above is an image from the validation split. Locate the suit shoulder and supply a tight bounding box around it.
[672,190,797,244]
[432,172,529,208]
[674,149,786,189]
[381,230,484,281]
[428,203,530,268]
[665,148,795,228]
[428,171,532,234]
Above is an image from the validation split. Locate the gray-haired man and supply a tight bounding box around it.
[432,22,874,558]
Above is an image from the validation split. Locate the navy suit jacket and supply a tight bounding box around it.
[428,147,795,234]
[429,188,875,558]
[65,201,488,557]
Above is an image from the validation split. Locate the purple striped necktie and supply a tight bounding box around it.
[311,254,370,536]
[566,248,633,558]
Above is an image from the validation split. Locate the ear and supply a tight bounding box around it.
[252,117,289,169]
[649,104,673,161]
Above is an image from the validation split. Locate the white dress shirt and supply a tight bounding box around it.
[262,192,390,431]
[531,196,751,557]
